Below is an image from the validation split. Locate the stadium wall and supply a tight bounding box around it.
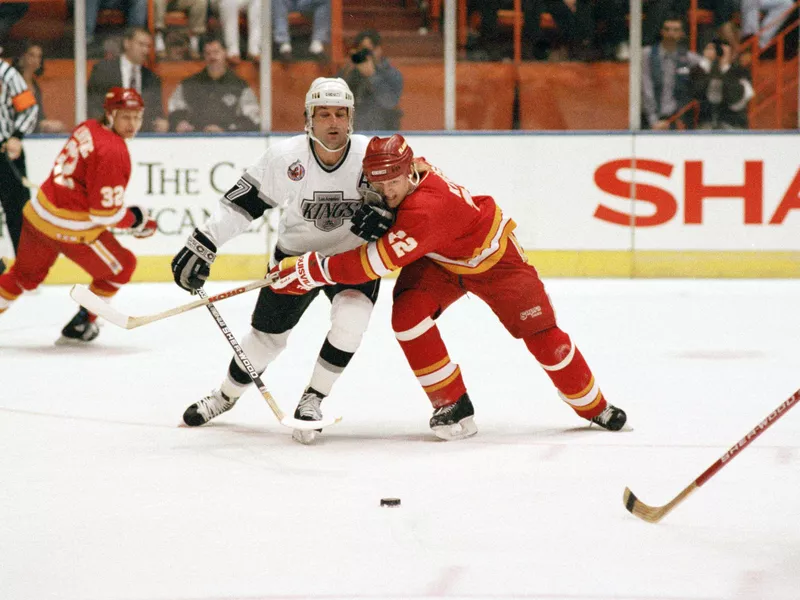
[2,132,798,283]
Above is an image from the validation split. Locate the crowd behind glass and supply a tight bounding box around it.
[0,0,791,132]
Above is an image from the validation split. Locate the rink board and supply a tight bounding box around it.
[1,133,798,281]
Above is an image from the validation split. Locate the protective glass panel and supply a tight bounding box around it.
[457,0,630,131]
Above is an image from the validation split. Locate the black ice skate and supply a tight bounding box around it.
[57,307,100,344]
[292,388,324,445]
[591,404,627,431]
[183,389,237,426]
[430,393,478,441]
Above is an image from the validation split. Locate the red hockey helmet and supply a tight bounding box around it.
[362,135,414,183]
[103,87,144,113]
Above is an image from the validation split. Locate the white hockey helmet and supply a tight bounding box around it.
[304,77,355,142]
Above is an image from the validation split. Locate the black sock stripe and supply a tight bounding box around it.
[319,338,355,369]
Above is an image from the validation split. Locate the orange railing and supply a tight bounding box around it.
[678,0,800,129]
[331,0,343,64]
[746,1,800,129]
[666,99,700,129]
[688,0,715,52]
[433,0,527,64]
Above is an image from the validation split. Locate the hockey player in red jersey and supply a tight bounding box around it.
[0,87,156,343]
[270,134,627,440]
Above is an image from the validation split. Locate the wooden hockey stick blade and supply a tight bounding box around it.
[70,284,132,328]
[280,414,343,431]
[70,275,278,330]
[623,483,698,524]
[623,388,800,524]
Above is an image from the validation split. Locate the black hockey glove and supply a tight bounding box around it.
[351,202,395,242]
[171,228,217,292]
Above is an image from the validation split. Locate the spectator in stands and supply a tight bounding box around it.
[103,35,123,60]
[88,27,169,133]
[338,29,403,130]
[642,0,738,49]
[13,42,65,134]
[0,3,28,45]
[465,0,594,61]
[522,0,595,60]
[154,0,207,60]
[218,0,262,63]
[641,16,702,129]
[740,0,793,50]
[167,34,260,133]
[594,0,630,60]
[86,0,148,54]
[273,0,330,61]
[465,0,508,61]
[164,30,192,60]
[690,37,754,129]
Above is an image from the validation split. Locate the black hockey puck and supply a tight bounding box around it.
[380,497,401,507]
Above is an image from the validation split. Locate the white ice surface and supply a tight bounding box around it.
[2,278,800,600]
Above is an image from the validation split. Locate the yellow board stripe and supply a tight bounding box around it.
[37,250,800,285]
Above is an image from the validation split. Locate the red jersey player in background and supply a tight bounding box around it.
[270,134,627,440]
[0,87,156,343]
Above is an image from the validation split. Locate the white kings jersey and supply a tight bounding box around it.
[201,134,372,258]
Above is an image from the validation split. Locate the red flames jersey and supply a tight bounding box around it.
[24,119,132,244]
[326,163,518,284]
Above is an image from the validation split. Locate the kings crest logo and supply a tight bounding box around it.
[301,191,361,232]
[287,160,305,181]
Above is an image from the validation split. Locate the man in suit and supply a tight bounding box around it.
[88,27,168,133]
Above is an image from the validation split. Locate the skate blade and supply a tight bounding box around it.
[432,416,478,441]
[588,421,634,433]
[54,335,95,346]
[281,415,342,430]
[292,428,318,445]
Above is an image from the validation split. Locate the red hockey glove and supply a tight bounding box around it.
[131,214,157,238]
[119,206,157,238]
[269,251,333,295]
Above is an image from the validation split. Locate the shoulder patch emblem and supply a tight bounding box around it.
[288,160,305,181]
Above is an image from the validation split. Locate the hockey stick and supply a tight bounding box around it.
[70,275,279,329]
[195,287,342,432]
[623,387,800,523]
[3,149,38,191]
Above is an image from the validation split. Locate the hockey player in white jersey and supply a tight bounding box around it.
[171,77,380,443]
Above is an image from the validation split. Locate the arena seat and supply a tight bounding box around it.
[8,0,67,42]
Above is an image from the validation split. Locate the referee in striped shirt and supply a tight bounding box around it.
[0,56,38,275]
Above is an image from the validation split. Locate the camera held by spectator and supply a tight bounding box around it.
[351,47,372,65]
[338,29,403,131]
